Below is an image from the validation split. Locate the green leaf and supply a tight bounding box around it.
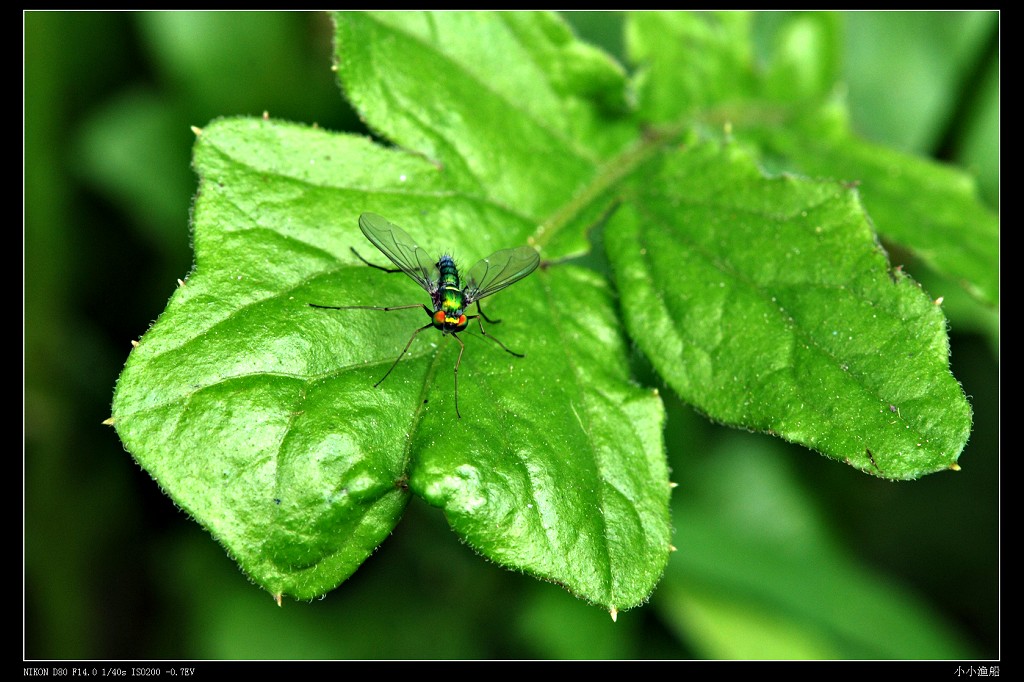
[335,11,635,227]
[112,126,422,601]
[625,11,998,307]
[409,265,669,609]
[114,116,668,605]
[607,141,971,479]
[111,11,986,607]
[750,109,999,307]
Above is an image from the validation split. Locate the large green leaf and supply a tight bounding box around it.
[111,11,985,607]
[113,10,670,608]
[113,127,423,599]
[336,12,634,226]
[608,141,971,479]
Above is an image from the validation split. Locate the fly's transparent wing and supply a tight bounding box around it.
[358,213,439,292]
[463,246,541,303]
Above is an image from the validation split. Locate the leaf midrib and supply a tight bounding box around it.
[533,124,686,249]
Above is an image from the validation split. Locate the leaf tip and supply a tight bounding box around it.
[177,278,187,288]
[101,417,115,426]
[949,462,962,472]
[668,481,678,489]
[262,110,270,121]
[609,606,618,623]
[130,339,140,348]
[669,544,678,553]
[934,296,944,306]
[273,592,283,607]
[190,125,202,137]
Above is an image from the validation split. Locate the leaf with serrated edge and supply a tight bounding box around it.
[607,142,971,480]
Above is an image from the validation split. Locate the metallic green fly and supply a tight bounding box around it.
[310,212,541,418]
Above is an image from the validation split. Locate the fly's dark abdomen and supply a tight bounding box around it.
[436,254,460,289]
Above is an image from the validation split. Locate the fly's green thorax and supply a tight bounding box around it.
[436,255,467,317]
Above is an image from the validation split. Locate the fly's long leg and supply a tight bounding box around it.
[309,303,423,312]
[376,322,434,388]
[309,302,435,387]
[452,332,467,419]
[351,247,401,273]
[475,300,501,324]
[473,316,525,358]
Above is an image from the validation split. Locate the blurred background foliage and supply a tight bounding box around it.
[25,11,998,659]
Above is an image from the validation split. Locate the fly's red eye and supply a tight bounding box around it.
[458,315,467,326]
[433,310,446,325]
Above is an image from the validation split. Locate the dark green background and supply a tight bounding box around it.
[25,11,998,659]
